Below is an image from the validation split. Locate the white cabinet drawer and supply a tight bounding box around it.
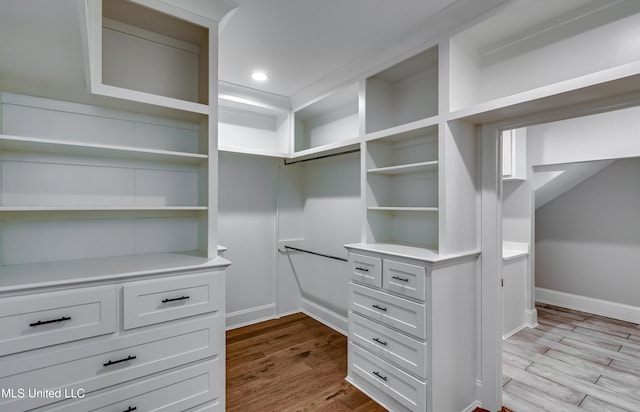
[0,286,116,356]
[42,358,221,412]
[350,253,382,287]
[383,259,427,301]
[350,312,427,378]
[123,270,222,329]
[0,316,220,411]
[349,343,426,412]
[350,282,426,339]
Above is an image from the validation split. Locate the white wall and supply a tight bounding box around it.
[536,158,640,309]
[528,105,640,166]
[218,152,279,328]
[277,152,361,332]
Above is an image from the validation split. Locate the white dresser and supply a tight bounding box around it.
[345,244,479,412]
[0,255,229,411]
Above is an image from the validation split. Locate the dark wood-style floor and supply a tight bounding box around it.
[226,313,513,412]
[226,312,386,411]
[503,303,640,411]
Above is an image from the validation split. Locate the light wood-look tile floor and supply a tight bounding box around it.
[503,303,640,412]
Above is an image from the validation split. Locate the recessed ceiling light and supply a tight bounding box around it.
[251,71,268,81]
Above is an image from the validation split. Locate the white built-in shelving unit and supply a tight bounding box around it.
[365,124,440,251]
[0,1,235,410]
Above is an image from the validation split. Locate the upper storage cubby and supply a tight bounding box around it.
[219,95,290,157]
[85,0,213,113]
[293,83,360,154]
[365,46,438,133]
[449,0,640,113]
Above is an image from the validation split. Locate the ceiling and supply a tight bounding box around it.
[0,0,509,108]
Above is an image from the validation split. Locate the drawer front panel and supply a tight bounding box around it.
[383,259,427,301]
[349,343,426,412]
[0,286,116,356]
[43,358,221,412]
[349,282,426,339]
[124,270,222,329]
[350,253,382,287]
[349,312,427,378]
[0,316,220,411]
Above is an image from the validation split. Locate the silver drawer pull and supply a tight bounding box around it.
[162,295,190,303]
[103,355,136,367]
[123,407,137,412]
[372,304,387,312]
[355,267,369,272]
[29,316,71,327]
[373,337,387,346]
[373,371,388,381]
[392,275,409,282]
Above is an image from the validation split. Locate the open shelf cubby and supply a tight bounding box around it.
[365,45,438,133]
[449,0,640,112]
[294,83,360,153]
[365,123,439,250]
[98,0,210,107]
[218,95,290,157]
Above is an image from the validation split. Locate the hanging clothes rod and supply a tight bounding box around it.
[283,148,360,165]
[283,245,348,262]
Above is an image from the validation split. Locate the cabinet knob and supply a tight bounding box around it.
[355,267,369,272]
[372,304,387,312]
[392,275,409,282]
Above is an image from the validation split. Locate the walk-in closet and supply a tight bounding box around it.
[1,0,640,411]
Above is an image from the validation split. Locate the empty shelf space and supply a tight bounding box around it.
[368,160,438,175]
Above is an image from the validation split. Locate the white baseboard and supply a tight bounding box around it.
[301,298,348,336]
[536,287,640,324]
[503,323,528,339]
[524,308,538,327]
[225,303,277,330]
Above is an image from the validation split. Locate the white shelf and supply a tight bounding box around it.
[287,138,361,161]
[448,0,640,121]
[218,94,290,156]
[0,252,230,293]
[0,206,207,212]
[368,206,438,212]
[294,83,360,153]
[368,161,438,175]
[0,134,207,165]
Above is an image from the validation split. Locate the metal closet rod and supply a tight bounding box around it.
[283,148,360,165]
[283,245,348,262]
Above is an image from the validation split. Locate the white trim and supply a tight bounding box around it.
[225,303,276,330]
[536,287,640,324]
[301,298,348,336]
[463,400,483,412]
[502,323,528,340]
[524,308,538,327]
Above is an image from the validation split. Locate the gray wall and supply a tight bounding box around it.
[535,158,640,307]
[218,152,279,322]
